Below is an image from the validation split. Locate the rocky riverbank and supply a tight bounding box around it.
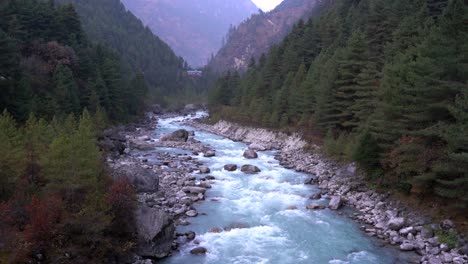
[99,113,218,262]
[186,119,468,264]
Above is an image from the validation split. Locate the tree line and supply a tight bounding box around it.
[209,0,468,209]
[0,0,146,261]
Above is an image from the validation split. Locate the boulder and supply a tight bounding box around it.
[400,242,415,251]
[243,149,258,159]
[248,143,267,151]
[241,164,261,174]
[160,129,189,142]
[440,219,455,230]
[186,210,198,217]
[387,217,406,230]
[205,175,216,180]
[310,193,322,200]
[199,167,210,174]
[113,163,159,193]
[328,196,343,210]
[190,247,207,255]
[224,164,238,171]
[306,203,325,210]
[135,205,175,259]
[203,150,216,157]
[420,227,434,239]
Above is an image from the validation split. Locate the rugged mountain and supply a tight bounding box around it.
[208,0,322,72]
[56,0,187,98]
[121,0,259,67]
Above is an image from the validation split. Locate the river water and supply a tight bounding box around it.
[156,113,411,264]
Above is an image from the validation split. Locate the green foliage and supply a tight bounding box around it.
[434,229,458,248]
[208,0,468,206]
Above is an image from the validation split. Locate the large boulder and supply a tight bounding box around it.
[135,205,175,259]
[240,164,261,174]
[243,149,258,159]
[203,150,216,157]
[113,163,159,193]
[328,196,343,210]
[386,217,406,230]
[224,164,238,171]
[160,129,189,142]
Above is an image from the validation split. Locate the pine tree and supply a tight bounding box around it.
[53,64,80,115]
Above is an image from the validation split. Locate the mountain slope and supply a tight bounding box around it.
[121,0,259,67]
[56,0,187,97]
[207,0,322,72]
[209,0,468,211]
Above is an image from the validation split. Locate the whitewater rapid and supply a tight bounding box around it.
[157,112,410,264]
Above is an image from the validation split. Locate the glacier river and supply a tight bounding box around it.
[155,113,413,264]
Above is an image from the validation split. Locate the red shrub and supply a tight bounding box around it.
[107,177,135,212]
[24,195,62,244]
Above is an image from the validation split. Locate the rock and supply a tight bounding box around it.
[459,244,468,255]
[243,149,258,159]
[249,143,267,151]
[203,150,216,157]
[400,242,415,251]
[287,205,298,210]
[310,193,322,200]
[208,227,222,233]
[186,231,196,240]
[113,163,159,193]
[186,210,198,217]
[199,167,210,173]
[159,129,189,142]
[306,203,325,210]
[224,164,238,171]
[135,205,175,258]
[441,252,453,263]
[387,217,406,230]
[428,257,443,264]
[205,175,216,180]
[240,164,261,174]
[400,226,415,235]
[328,196,343,210]
[421,227,434,239]
[190,247,207,255]
[184,187,206,194]
[440,219,455,230]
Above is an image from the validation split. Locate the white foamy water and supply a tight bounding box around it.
[156,113,411,264]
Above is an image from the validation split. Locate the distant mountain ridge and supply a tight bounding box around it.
[208,0,321,72]
[121,0,259,67]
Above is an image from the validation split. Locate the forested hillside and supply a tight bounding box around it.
[207,0,323,73]
[209,0,468,210]
[0,0,141,262]
[56,0,201,105]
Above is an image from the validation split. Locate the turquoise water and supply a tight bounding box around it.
[156,113,410,264]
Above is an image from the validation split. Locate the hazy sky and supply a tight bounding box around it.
[251,0,284,11]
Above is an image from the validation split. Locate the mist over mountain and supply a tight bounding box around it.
[121,0,259,67]
[208,0,321,73]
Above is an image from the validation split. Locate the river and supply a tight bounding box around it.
[154,112,412,264]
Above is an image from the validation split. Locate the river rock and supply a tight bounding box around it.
[387,217,406,230]
[310,193,322,200]
[224,164,238,171]
[249,143,267,151]
[400,242,415,251]
[205,175,216,180]
[190,247,207,255]
[204,150,216,157]
[160,129,189,142]
[184,187,206,194]
[243,149,258,159]
[112,163,159,193]
[186,210,198,217]
[199,166,210,173]
[328,196,343,210]
[440,219,455,230]
[241,164,261,174]
[421,227,434,239]
[135,205,175,258]
[307,203,325,210]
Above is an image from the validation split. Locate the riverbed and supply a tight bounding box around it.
[152,113,415,264]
